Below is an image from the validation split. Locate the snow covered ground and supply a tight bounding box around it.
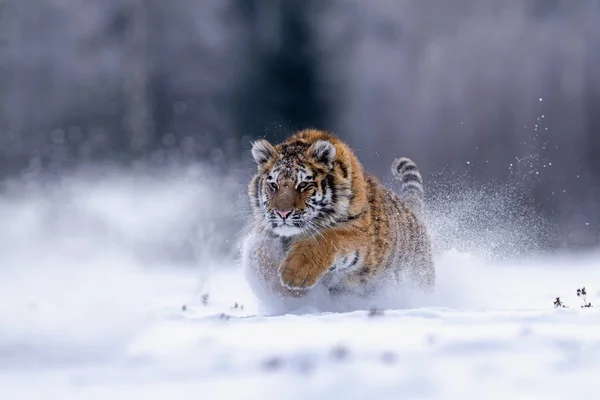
[1,167,599,399]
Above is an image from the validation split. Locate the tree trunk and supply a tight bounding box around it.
[125,0,153,155]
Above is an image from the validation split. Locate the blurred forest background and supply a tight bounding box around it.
[0,0,599,252]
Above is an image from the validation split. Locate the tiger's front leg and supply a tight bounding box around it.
[242,233,307,299]
[279,229,364,290]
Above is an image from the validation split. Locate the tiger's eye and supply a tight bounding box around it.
[268,182,278,191]
[297,182,312,191]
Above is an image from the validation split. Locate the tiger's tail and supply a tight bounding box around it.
[391,157,424,214]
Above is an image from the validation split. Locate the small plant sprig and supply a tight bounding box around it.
[201,293,210,306]
[554,297,567,308]
[577,287,593,308]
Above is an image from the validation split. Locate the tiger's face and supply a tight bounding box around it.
[249,138,340,237]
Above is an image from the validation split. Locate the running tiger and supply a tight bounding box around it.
[242,129,434,302]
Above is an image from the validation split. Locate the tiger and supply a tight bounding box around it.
[241,129,434,307]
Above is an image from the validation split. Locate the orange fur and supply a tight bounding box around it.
[245,129,434,298]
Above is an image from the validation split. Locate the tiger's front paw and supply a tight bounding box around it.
[279,252,323,290]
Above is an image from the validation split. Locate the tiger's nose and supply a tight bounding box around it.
[275,209,293,219]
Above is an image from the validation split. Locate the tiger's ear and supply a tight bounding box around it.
[251,139,277,166]
[308,140,336,167]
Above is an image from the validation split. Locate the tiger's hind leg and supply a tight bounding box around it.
[403,245,435,293]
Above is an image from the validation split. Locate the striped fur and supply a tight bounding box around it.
[244,129,435,299]
[392,157,424,214]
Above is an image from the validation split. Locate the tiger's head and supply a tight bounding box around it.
[248,131,360,238]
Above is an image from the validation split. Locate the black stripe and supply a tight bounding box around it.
[402,173,422,183]
[396,159,409,171]
[348,251,359,268]
[253,177,262,208]
[401,164,417,173]
[335,160,349,179]
[404,181,423,189]
[403,182,424,195]
[325,174,336,203]
[338,209,367,223]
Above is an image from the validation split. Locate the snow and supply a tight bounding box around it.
[1,168,600,399]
